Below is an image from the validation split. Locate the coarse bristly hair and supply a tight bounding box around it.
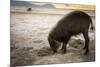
[48,11,94,54]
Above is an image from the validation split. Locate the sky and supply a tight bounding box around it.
[11,0,95,5]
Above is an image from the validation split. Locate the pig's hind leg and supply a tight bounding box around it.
[82,31,89,55]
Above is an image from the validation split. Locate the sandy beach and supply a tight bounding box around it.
[10,12,95,66]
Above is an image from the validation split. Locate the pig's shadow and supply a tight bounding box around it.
[37,46,81,57]
[37,47,54,56]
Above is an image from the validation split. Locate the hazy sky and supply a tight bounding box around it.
[11,0,95,5]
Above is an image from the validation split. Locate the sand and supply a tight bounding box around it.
[10,12,95,66]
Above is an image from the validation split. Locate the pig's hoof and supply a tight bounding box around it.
[62,51,66,54]
[84,50,89,55]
